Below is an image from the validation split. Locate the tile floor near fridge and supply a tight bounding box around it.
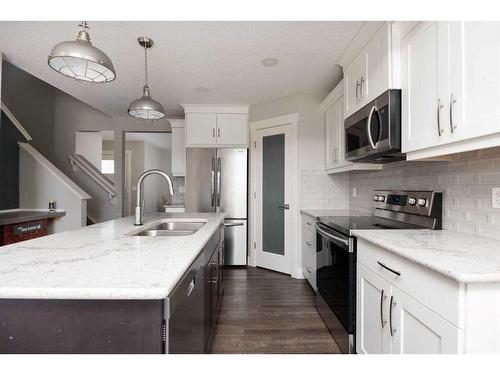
[210,267,341,354]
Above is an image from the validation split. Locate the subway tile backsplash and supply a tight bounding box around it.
[301,169,349,209]
[348,147,500,240]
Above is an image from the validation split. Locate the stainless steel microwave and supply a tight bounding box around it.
[344,89,405,163]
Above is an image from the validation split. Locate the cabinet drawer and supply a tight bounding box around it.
[302,226,316,290]
[357,238,463,327]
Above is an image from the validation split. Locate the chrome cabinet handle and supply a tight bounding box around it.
[306,221,312,226]
[389,296,397,336]
[187,277,196,296]
[212,128,216,138]
[355,80,361,103]
[306,266,312,274]
[306,241,312,246]
[450,93,457,133]
[217,128,221,138]
[437,98,445,136]
[360,76,365,100]
[377,261,401,276]
[380,289,387,328]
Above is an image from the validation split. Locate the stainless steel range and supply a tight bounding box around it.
[315,190,442,354]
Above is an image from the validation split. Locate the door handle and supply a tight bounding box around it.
[278,204,290,210]
[380,289,387,328]
[211,158,216,207]
[367,105,378,149]
[216,157,221,207]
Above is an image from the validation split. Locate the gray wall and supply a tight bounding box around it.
[349,148,500,241]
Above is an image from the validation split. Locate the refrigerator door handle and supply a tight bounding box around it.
[216,157,221,207]
[211,157,216,207]
[224,222,245,227]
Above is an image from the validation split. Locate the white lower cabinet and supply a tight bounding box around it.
[301,214,316,290]
[357,262,460,354]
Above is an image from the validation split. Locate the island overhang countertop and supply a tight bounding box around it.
[0,212,225,300]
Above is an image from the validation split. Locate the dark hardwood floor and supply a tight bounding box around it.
[210,267,341,354]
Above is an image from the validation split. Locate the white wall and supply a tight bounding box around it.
[75,131,103,170]
[143,142,170,212]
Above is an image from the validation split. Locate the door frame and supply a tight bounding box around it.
[249,113,299,278]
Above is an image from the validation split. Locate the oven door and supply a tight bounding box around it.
[315,223,355,353]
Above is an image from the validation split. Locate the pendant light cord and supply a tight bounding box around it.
[144,43,148,87]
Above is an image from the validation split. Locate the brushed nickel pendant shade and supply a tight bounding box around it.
[48,22,115,83]
[128,37,166,121]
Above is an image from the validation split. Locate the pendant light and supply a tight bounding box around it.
[48,21,115,83]
[128,37,166,121]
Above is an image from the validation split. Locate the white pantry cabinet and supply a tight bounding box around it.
[401,21,500,160]
[344,23,392,119]
[321,81,382,174]
[301,213,316,290]
[183,105,250,148]
[170,119,186,176]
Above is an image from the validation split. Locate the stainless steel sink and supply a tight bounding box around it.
[133,221,206,237]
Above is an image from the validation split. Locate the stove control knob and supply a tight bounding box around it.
[378,196,385,202]
[408,197,417,205]
[373,195,379,202]
[417,198,427,207]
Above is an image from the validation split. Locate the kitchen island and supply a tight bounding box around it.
[0,212,226,354]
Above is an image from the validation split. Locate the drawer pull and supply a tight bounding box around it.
[187,277,196,296]
[306,241,312,246]
[306,266,312,274]
[377,261,401,277]
[380,289,387,328]
[307,222,312,226]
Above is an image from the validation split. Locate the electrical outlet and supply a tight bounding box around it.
[352,187,357,198]
[493,187,500,209]
[179,185,185,193]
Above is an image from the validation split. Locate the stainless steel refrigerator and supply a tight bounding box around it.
[185,148,248,265]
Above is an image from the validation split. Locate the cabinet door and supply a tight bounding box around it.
[171,126,186,176]
[401,22,450,153]
[364,23,391,103]
[325,102,340,170]
[186,113,217,146]
[344,54,364,118]
[448,22,500,141]
[216,113,248,147]
[390,287,460,354]
[357,263,392,354]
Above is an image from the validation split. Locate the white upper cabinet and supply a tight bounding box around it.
[344,23,393,119]
[216,113,249,146]
[401,21,500,160]
[186,113,217,146]
[170,119,186,176]
[183,105,250,148]
[321,81,382,174]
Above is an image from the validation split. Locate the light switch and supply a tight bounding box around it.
[493,187,500,209]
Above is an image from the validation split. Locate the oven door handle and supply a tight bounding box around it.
[315,223,349,246]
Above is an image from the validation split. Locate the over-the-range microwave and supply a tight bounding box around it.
[344,89,405,163]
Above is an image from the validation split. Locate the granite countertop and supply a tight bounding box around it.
[0,212,225,300]
[0,209,66,226]
[300,208,368,219]
[353,229,500,284]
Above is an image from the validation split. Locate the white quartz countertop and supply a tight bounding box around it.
[352,229,500,283]
[0,212,225,300]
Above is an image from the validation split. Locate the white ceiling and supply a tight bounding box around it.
[0,21,364,118]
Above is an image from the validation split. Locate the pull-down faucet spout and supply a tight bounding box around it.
[134,169,174,226]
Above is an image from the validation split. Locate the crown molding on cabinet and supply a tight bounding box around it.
[320,80,344,112]
[182,104,250,114]
[337,21,385,68]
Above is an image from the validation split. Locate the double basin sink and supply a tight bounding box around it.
[133,220,206,237]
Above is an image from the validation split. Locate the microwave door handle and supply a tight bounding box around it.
[374,107,383,147]
[367,105,378,149]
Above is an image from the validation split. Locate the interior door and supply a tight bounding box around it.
[390,286,461,354]
[357,263,392,354]
[255,124,292,275]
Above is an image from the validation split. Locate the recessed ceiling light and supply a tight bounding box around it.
[196,86,210,93]
[261,58,279,67]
